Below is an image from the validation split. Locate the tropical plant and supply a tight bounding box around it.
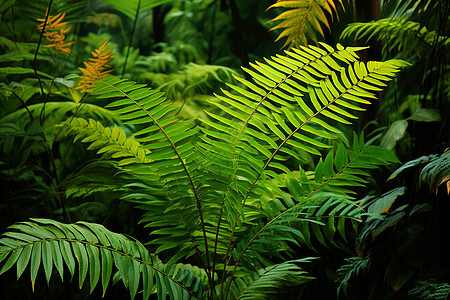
[1,12,408,298]
[0,0,425,299]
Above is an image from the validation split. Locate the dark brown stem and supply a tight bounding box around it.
[33,0,53,102]
[0,11,18,50]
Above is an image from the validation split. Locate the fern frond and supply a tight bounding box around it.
[267,0,346,48]
[340,17,449,59]
[0,102,121,131]
[92,76,212,263]
[224,258,315,300]
[0,218,200,300]
[202,43,407,227]
[62,117,149,166]
[337,256,371,298]
[223,134,400,290]
[388,150,450,194]
[408,280,450,300]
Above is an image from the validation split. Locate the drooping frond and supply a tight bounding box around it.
[267,0,346,48]
[0,218,201,300]
[0,101,121,130]
[224,259,315,300]
[337,256,371,298]
[340,17,450,59]
[408,280,450,300]
[91,76,210,261]
[419,150,450,195]
[62,117,149,166]
[388,150,450,195]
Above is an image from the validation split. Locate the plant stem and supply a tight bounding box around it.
[33,0,53,102]
[1,11,18,50]
[40,51,59,124]
[121,0,140,77]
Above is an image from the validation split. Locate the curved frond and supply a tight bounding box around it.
[62,117,149,166]
[92,77,211,264]
[203,43,407,227]
[227,135,400,282]
[267,0,346,48]
[0,102,121,130]
[340,17,450,59]
[0,218,200,300]
[225,258,315,300]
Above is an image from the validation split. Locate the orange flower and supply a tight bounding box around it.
[76,40,114,93]
[37,12,76,55]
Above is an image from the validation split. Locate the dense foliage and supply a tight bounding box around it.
[0,0,448,299]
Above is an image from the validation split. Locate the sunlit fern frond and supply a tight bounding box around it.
[0,218,202,300]
[201,43,408,230]
[267,0,346,48]
[61,117,149,166]
[340,17,450,60]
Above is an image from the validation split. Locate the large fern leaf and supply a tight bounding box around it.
[0,218,201,299]
[267,0,346,48]
[91,77,213,265]
[201,43,408,229]
[229,135,399,273]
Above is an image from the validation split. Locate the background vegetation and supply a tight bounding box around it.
[0,0,448,299]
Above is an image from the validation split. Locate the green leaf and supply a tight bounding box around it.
[367,187,407,217]
[380,120,408,150]
[16,244,32,280]
[0,248,22,276]
[100,248,113,297]
[408,108,441,122]
[30,243,42,291]
[42,241,53,285]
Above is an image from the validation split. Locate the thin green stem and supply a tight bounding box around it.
[40,51,59,124]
